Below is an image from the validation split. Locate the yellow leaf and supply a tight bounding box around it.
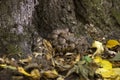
[17,67,31,76]
[96,68,120,79]
[0,64,7,68]
[106,40,120,49]
[18,67,41,79]
[95,68,115,78]
[0,64,17,70]
[94,56,120,80]
[92,41,104,58]
[30,69,41,79]
[94,56,112,70]
[100,60,112,70]
[93,56,102,63]
[43,69,59,78]
[113,68,120,76]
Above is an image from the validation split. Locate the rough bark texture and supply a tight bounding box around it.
[0,0,38,55]
[74,0,120,40]
[0,0,120,54]
[36,0,78,38]
[36,0,120,40]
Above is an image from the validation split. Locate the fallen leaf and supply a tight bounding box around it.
[94,56,112,70]
[30,69,41,79]
[0,64,17,70]
[106,40,120,49]
[96,68,120,80]
[65,52,74,56]
[66,61,94,80]
[17,67,31,76]
[92,41,104,58]
[43,39,55,66]
[95,68,115,78]
[113,68,120,75]
[57,75,64,80]
[54,56,72,71]
[43,39,52,50]
[93,56,119,80]
[43,69,59,78]
[19,56,32,64]
[74,54,80,63]
[46,53,52,60]
[33,52,43,58]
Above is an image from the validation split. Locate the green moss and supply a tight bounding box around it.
[6,44,22,54]
[91,0,101,4]
[111,8,120,25]
[0,28,23,54]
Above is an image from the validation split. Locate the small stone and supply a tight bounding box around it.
[66,37,76,43]
[58,37,66,45]
[52,29,60,35]
[64,28,69,32]
[52,34,58,40]
[59,33,68,38]
[68,32,74,37]
[56,45,62,52]
[68,43,75,50]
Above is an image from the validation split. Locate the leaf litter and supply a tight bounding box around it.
[0,39,120,80]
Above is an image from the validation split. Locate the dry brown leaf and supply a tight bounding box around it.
[33,52,43,58]
[43,39,52,51]
[0,58,5,63]
[75,54,80,63]
[55,59,72,71]
[43,69,59,78]
[65,52,74,56]
[57,76,64,80]
[46,53,52,60]
[19,56,32,64]
[30,69,41,79]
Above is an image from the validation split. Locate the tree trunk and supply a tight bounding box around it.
[0,0,120,55]
[36,0,120,40]
[0,0,38,55]
[36,0,78,38]
[74,0,120,40]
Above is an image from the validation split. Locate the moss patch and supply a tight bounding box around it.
[111,8,120,25]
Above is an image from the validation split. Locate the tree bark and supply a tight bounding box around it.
[0,0,120,55]
[36,0,120,40]
[36,0,78,38]
[74,0,120,39]
[0,0,38,55]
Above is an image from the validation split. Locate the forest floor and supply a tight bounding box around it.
[0,29,120,80]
